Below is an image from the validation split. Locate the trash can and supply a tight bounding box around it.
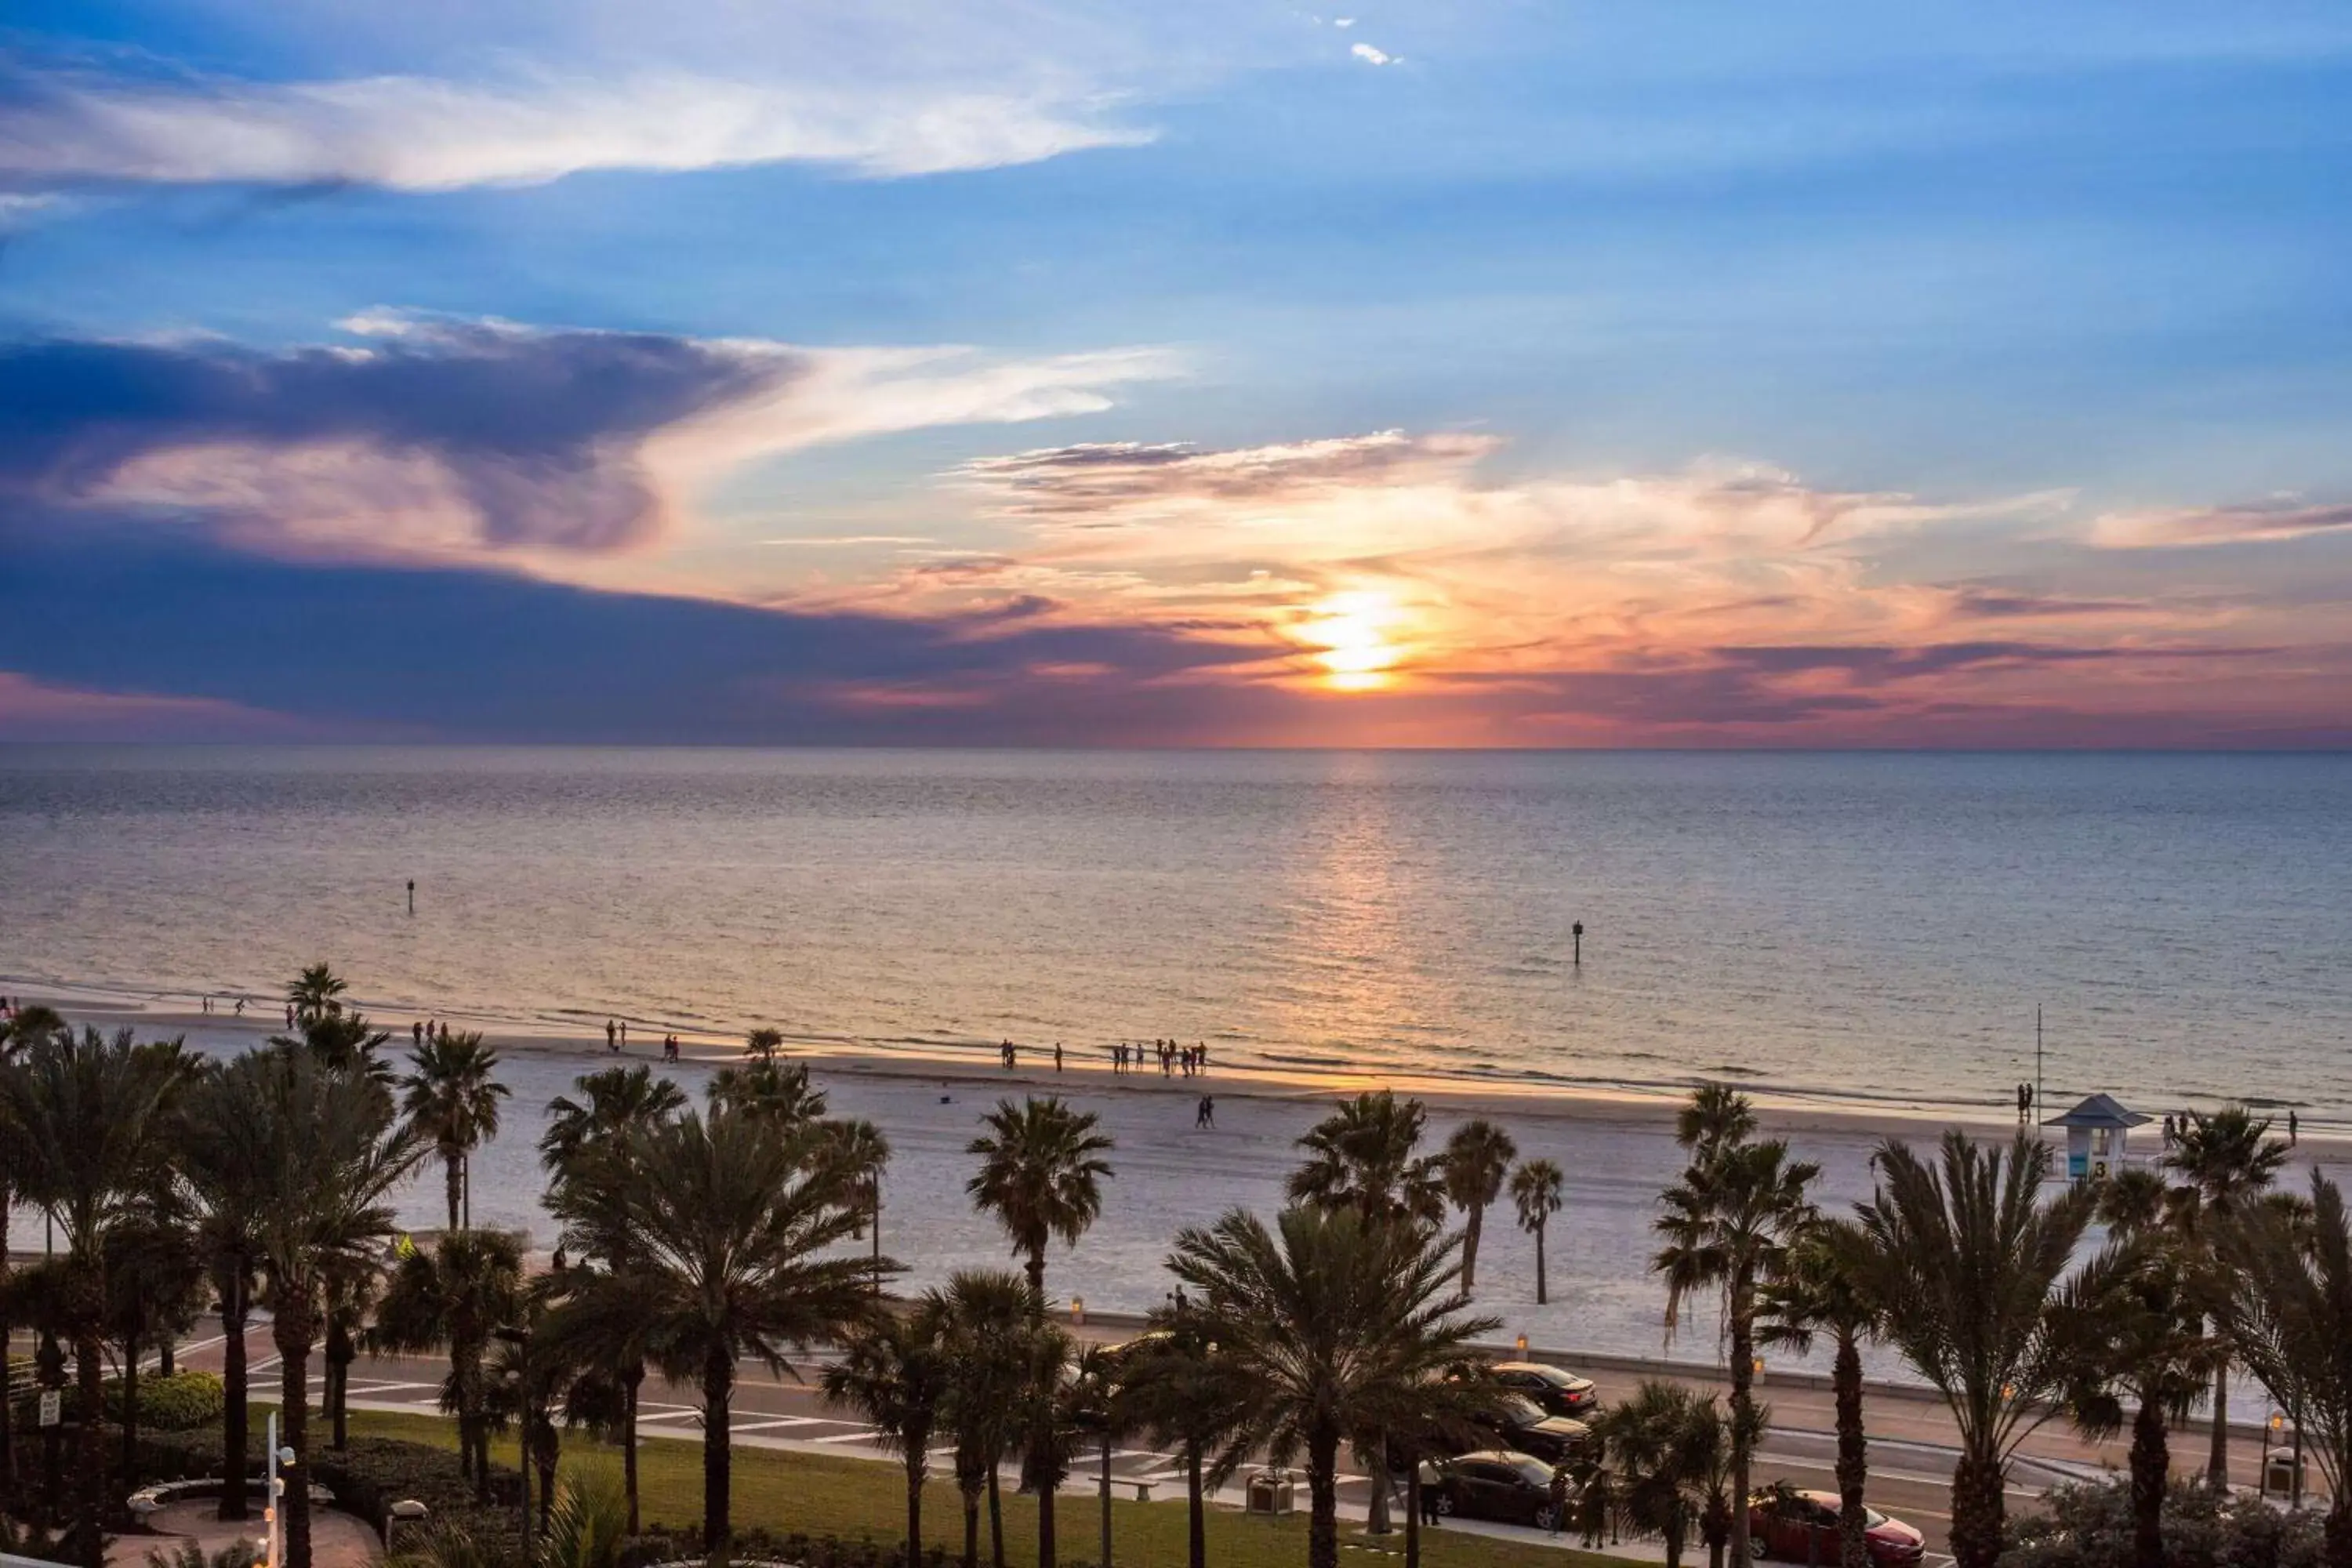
[1246,1468,1295,1516]
[2263,1447,2304,1498]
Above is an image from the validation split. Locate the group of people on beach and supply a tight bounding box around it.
[601,1018,682,1060]
[1110,1037,1208,1076]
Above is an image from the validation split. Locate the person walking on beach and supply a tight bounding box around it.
[2162,1113,2176,1148]
[1054,1042,1064,1072]
[234,996,245,1017]
[2289,1109,2299,1145]
[1196,1095,1214,1129]
[285,1002,296,1029]
[413,1020,423,1046]
[605,1018,617,1052]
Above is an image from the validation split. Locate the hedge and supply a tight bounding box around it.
[9,1370,225,1432]
[621,1524,958,1568]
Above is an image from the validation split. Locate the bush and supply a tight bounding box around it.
[2007,1478,2326,1568]
[620,1523,956,1568]
[11,1371,225,1433]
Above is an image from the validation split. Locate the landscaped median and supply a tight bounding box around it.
[234,1404,1612,1568]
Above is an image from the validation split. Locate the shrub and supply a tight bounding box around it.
[2006,1478,2326,1568]
[12,1371,225,1432]
[620,1524,956,1568]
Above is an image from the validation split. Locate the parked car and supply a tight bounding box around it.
[1492,1392,1592,1463]
[1428,1451,1563,1530]
[1491,1360,1599,1417]
[1748,1488,1925,1566]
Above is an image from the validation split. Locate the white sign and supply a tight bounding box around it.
[38,1392,61,1428]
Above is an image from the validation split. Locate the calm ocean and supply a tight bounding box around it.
[4,746,2349,1123]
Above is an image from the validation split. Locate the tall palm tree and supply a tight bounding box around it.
[936,1269,1036,1568]
[180,1058,276,1521]
[707,1059,828,1124]
[400,1031,510,1231]
[222,1047,420,1568]
[1,1027,183,1568]
[367,1229,527,1496]
[2166,1104,2289,1488]
[967,1096,1116,1307]
[1857,1132,2100,1568]
[101,1210,206,1491]
[1675,1083,1757,1165]
[1510,1158,1565,1304]
[1169,1204,1499,1568]
[0,1002,67,1509]
[1756,1217,1884,1568]
[1654,1132,1820,1567]
[1287,1091,1445,1227]
[1441,1119,1518,1293]
[2215,1170,2352,1568]
[822,1301,953,1568]
[820,1119,892,1294]
[565,1106,881,1552]
[539,1064,686,1534]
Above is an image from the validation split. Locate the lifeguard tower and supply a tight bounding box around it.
[2044,1093,2151,1185]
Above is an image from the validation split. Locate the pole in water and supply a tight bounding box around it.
[1572,920,1584,964]
[406,878,415,915]
[2034,1004,2044,1121]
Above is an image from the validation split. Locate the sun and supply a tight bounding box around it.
[1299,590,1407,692]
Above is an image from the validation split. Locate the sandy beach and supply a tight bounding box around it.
[19,983,2343,1384]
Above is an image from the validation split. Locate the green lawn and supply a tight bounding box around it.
[285,1405,1613,1568]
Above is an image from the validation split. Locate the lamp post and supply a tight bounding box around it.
[493,1324,533,1546]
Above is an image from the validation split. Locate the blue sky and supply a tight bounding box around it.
[5,1,2352,743]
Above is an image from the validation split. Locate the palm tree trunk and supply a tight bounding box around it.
[1947,1448,2005,1568]
[961,1484,981,1568]
[0,1192,13,1508]
[73,1323,104,1568]
[275,1305,318,1568]
[702,1342,734,1552]
[1462,1206,1483,1294]
[1366,1444,1392,1534]
[120,1334,141,1491]
[445,1154,463,1233]
[2206,1359,2229,1489]
[1404,1462,1421,1568]
[1187,1443,1207,1568]
[1832,1332,1870,1568]
[1664,1515,1686,1568]
[2129,1396,2168,1568]
[1728,1282,1755,1568]
[2324,1498,2352,1568]
[987,1465,1005,1568]
[1307,1422,1341,1568]
[1534,1221,1549,1305]
[904,1452,924,1568]
[622,1363,642,1535]
[325,1314,351,1450]
[219,1272,249,1521]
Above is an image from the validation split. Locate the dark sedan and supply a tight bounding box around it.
[1429,1451,1563,1530]
[1492,1360,1599,1417]
[1492,1393,1592,1463]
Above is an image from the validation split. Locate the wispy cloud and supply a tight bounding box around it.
[2092,497,2352,550]
[0,70,1151,190]
[1350,43,1397,66]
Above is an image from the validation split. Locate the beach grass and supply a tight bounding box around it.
[303,1405,1610,1568]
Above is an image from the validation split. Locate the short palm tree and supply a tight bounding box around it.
[967,1096,1116,1307]
[102,1209,207,1489]
[1,1026,183,1568]
[1654,1133,1820,1567]
[822,1302,953,1568]
[400,1031,510,1231]
[0,1004,69,1515]
[367,1229,528,1496]
[1510,1158,1565,1303]
[1675,1083,1757,1164]
[1857,1132,2100,1568]
[1756,1217,1884,1568]
[286,964,347,1025]
[1287,1091,1445,1226]
[1116,1311,1256,1568]
[1169,1204,1499,1568]
[2214,1170,2352,1568]
[565,1106,882,1551]
[1577,1379,1736,1568]
[1442,1119,1518,1293]
[820,1119,892,1294]
[744,1027,785,1062]
[2166,1104,2289,1488]
[539,1065,688,1172]
[211,1047,419,1568]
[707,1059,828,1124]
[935,1269,1036,1568]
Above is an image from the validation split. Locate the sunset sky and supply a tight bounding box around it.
[5,2,2352,746]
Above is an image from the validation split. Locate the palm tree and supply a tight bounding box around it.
[222,1047,420,1568]
[1,1027,183,1568]
[1675,1083,1757,1164]
[936,1269,1036,1568]
[180,1059,276,1521]
[286,964,347,1025]
[1756,1217,1883,1568]
[967,1096,1116,1307]
[1114,1316,1254,1568]
[1441,1120,1518,1293]
[820,1119,892,1294]
[101,1210,206,1490]
[1510,1158,1565,1304]
[1654,1133,1820,1567]
[706,1058,828,1125]
[744,1027,785,1062]
[400,1031,510,1231]
[0,1002,67,1510]
[1287,1091,1444,1226]
[1169,1204,1500,1568]
[367,1229,527,1496]
[2166,1104,2289,1488]
[564,1105,881,1552]
[822,1302,953,1568]
[2215,1170,2352,1568]
[1579,1380,1733,1568]
[1857,1132,2100,1568]
[539,1065,686,1534]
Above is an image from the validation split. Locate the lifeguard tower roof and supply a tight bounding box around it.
[2042,1092,2152,1131]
